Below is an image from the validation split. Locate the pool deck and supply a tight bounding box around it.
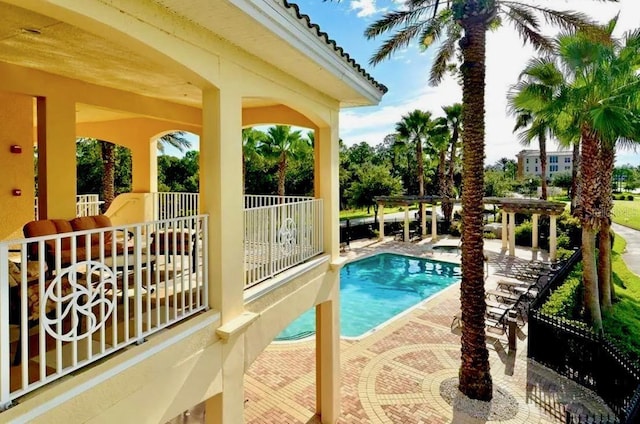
[242,236,613,424]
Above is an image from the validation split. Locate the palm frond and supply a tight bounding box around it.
[429,22,461,85]
[369,23,424,65]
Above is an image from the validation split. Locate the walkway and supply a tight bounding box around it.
[612,222,640,277]
[242,237,612,424]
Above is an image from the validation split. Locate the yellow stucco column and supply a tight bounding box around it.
[201,86,244,318]
[316,272,340,423]
[315,115,340,261]
[201,86,245,424]
[501,210,508,249]
[205,333,245,424]
[37,96,77,219]
[378,203,385,240]
[131,137,158,193]
[314,114,341,422]
[550,214,558,261]
[532,213,539,250]
[508,212,516,257]
[431,203,438,242]
[404,205,410,243]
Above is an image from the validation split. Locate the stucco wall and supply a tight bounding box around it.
[0,91,35,240]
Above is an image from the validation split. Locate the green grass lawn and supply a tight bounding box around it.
[604,233,640,362]
[612,198,640,230]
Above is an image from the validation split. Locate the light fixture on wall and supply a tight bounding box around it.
[10,145,22,154]
[12,189,22,196]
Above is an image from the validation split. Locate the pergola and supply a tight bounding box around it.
[374,195,446,243]
[484,197,566,261]
[375,196,566,261]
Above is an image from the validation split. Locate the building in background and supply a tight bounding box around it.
[516,149,573,180]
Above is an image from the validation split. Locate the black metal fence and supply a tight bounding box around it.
[527,249,640,424]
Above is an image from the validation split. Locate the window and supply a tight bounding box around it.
[526,158,529,164]
[535,158,538,163]
[565,166,571,170]
[535,166,538,172]
[550,156,558,163]
[550,165,558,172]
[564,157,571,163]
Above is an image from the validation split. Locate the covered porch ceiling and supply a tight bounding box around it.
[0,1,384,124]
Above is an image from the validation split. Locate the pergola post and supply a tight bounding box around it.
[550,214,558,261]
[431,203,438,242]
[404,205,410,243]
[421,202,427,237]
[508,211,516,257]
[378,202,385,240]
[532,213,539,250]
[501,210,508,249]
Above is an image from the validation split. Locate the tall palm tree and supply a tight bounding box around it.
[395,109,434,233]
[365,0,608,400]
[259,125,308,196]
[441,103,462,225]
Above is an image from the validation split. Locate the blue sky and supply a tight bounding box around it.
[175,0,640,167]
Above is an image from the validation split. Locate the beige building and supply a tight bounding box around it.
[0,1,385,423]
[516,149,573,180]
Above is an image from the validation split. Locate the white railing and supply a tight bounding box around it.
[153,192,199,221]
[76,194,104,217]
[34,194,104,220]
[244,197,323,288]
[0,215,208,408]
[244,194,314,209]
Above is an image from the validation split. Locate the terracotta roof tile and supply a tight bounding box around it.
[282,0,388,94]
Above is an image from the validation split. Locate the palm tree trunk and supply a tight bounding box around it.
[101,140,116,212]
[458,19,492,402]
[437,150,447,232]
[570,142,580,213]
[539,133,547,200]
[598,144,615,311]
[278,154,287,197]
[417,138,425,233]
[577,129,603,334]
[443,129,458,226]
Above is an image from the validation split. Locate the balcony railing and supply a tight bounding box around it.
[152,192,199,221]
[0,215,208,408]
[244,196,323,288]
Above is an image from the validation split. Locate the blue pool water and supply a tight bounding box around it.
[276,253,461,340]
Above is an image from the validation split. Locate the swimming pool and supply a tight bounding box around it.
[275,253,461,340]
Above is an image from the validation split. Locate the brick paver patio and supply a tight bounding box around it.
[242,237,613,423]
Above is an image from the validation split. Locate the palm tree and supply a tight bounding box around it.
[259,125,309,196]
[242,128,266,192]
[395,110,434,233]
[508,58,568,200]
[531,19,640,330]
[441,103,462,225]
[365,0,607,400]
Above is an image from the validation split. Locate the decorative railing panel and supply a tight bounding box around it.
[0,215,208,408]
[244,197,323,288]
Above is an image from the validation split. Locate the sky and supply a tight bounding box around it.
[173,0,640,167]
[294,0,640,167]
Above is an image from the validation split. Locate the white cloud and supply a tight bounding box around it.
[350,0,383,17]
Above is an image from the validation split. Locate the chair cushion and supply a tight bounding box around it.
[70,215,114,247]
[23,219,74,252]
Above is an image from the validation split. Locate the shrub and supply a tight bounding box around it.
[627,195,634,201]
[483,232,496,239]
[541,264,583,319]
[556,233,571,250]
[514,220,532,246]
[556,247,575,261]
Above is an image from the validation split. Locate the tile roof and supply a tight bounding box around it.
[283,0,388,94]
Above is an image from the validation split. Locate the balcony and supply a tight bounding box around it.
[0,194,323,408]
